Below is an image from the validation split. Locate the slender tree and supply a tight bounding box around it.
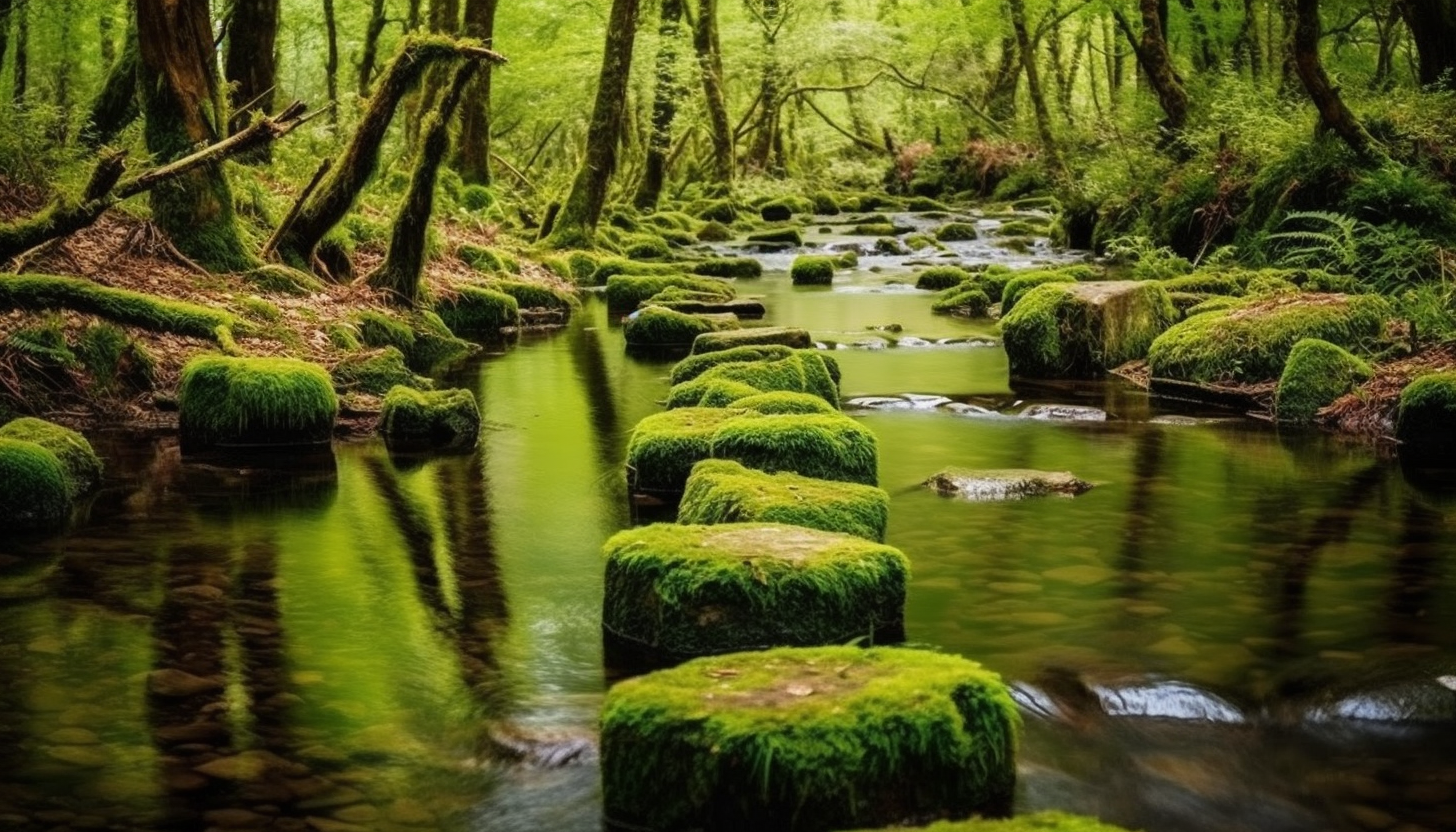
[456,0,500,184]
[13,0,26,106]
[693,0,734,182]
[745,0,785,173]
[225,0,281,160]
[634,0,685,210]
[1399,0,1456,89]
[0,0,11,83]
[1292,0,1379,157]
[359,0,388,97]
[545,0,643,248]
[323,0,339,121]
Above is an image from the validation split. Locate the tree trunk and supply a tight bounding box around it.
[100,6,117,69]
[323,0,339,122]
[1233,0,1263,76]
[984,33,1019,122]
[1175,0,1217,70]
[828,0,871,140]
[359,0,388,97]
[633,0,684,210]
[1398,0,1456,89]
[367,62,479,305]
[1292,0,1379,157]
[81,23,140,148]
[0,0,10,86]
[1009,0,1062,171]
[1138,0,1190,133]
[693,0,733,183]
[13,0,26,107]
[225,0,281,161]
[746,0,783,174]
[456,0,500,184]
[136,0,252,271]
[54,0,79,142]
[544,0,642,249]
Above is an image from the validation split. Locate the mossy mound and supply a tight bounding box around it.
[178,356,338,451]
[606,274,736,309]
[485,279,577,312]
[1001,281,1178,379]
[712,413,878,485]
[671,345,797,384]
[731,391,839,415]
[916,266,973,291]
[625,306,738,350]
[680,459,889,541]
[379,386,480,451]
[590,257,681,285]
[1274,339,1373,424]
[842,811,1137,832]
[693,257,763,279]
[932,286,992,317]
[692,327,814,354]
[746,228,804,247]
[760,196,814,221]
[852,223,900,237]
[626,407,750,494]
[696,221,734,243]
[1000,270,1081,315]
[1146,294,1391,384]
[602,525,908,658]
[667,378,765,408]
[353,307,478,373]
[934,222,979,242]
[600,645,1016,832]
[458,243,520,274]
[332,347,431,395]
[0,274,236,346]
[1396,372,1456,460]
[791,256,837,286]
[694,199,739,223]
[0,438,72,533]
[622,233,674,260]
[667,352,840,409]
[0,418,102,499]
[243,264,323,295]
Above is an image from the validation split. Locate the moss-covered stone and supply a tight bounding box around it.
[625,306,738,350]
[696,221,734,242]
[0,418,102,499]
[1397,372,1456,460]
[711,413,878,486]
[731,391,839,415]
[1001,281,1178,379]
[458,243,520,273]
[934,221,979,242]
[600,645,1016,831]
[622,233,674,260]
[0,438,71,532]
[852,223,900,237]
[591,257,685,284]
[760,196,814,221]
[842,812,1137,832]
[379,386,480,450]
[1274,339,1373,424]
[932,286,992,317]
[692,257,763,279]
[810,192,843,215]
[602,525,908,659]
[694,199,739,223]
[672,345,796,384]
[667,352,840,409]
[680,459,889,541]
[791,256,836,286]
[485,279,577,312]
[746,228,804,247]
[627,407,751,494]
[916,266,973,291]
[433,286,521,337]
[1147,294,1391,384]
[243,264,323,296]
[1000,270,1080,315]
[178,356,338,451]
[692,327,814,354]
[606,274,736,309]
[332,347,431,395]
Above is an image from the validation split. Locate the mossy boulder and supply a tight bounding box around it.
[332,347,430,395]
[672,345,797,384]
[934,221,980,242]
[746,228,804,247]
[600,645,1017,831]
[1147,294,1391,384]
[485,279,577,312]
[379,386,480,451]
[1274,339,1373,424]
[791,256,837,286]
[697,221,734,242]
[458,243,520,273]
[606,274,736,309]
[590,257,681,284]
[932,286,992,317]
[625,306,738,350]
[1397,372,1456,461]
[680,459,889,541]
[760,196,813,221]
[711,413,878,486]
[1002,281,1178,379]
[1000,270,1081,315]
[178,356,338,451]
[693,257,763,279]
[0,438,72,532]
[694,199,739,223]
[0,418,102,498]
[602,525,909,658]
[842,812,1136,832]
[627,407,750,494]
[692,327,814,354]
[667,352,839,409]
[731,391,839,415]
[916,266,973,291]
[622,233,674,260]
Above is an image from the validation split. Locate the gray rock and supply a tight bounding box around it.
[924,468,1093,500]
[1020,404,1109,422]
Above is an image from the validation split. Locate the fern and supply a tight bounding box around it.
[1267,210,1361,272]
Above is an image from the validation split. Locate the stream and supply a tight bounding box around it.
[2,212,1454,832]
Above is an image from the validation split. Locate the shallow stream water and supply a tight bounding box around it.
[2,215,1455,832]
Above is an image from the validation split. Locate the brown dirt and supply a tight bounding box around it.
[1321,341,1456,440]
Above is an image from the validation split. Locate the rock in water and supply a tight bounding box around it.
[924,468,1093,500]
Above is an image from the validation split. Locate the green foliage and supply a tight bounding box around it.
[791,256,836,286]
[680,460,890,541]
[601,645,1016,831]
[1001,281,1178,379]
[380,386,480,450]
[0,438,72,532]
[1147,294,1392,383]
[75,322,156,392]
[1265,211,1360,273]
[0,418,103,499]
[1274,339,1373,424]
[332,347,431,395]
[711,413,879,486]
[178,356,338,450]
[916,266,972,291]
[433,287,522,337]
[1104,236,1193,280]
[693,257,763,279]
[5,316,75,367]
[605,274,736,309]
[692,327,814,354]
[0,274,236,346]
[625,306,737,349]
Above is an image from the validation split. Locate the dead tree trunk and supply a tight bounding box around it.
[367,63,479,305]
[544,0,642,249]
[456,0,500,184]
[634,0,685,210]
[1292,0,1380,157]
[225,0,281,159]
[693,0,734,183]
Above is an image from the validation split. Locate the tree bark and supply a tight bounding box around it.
[1398,0,1456,89]
[226,0,281,161]
[456,0,500,184]
[545,0,642,249]
[634,0,684,210]
[1138,0,1190,132]
[13,0,26,107]
[745,0,784,174]
[1009,0,1062,171]
[693,0,733,183]
[0,0,10,85]
[136,0,252,271]
[1175,0,1217,70]
[323,0,339,122]
[359,0,389,97]
[1292,0,1380,157]
[1233,0,1263,77]
[985,33,1020,122]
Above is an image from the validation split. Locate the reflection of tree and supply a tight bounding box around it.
[566,303,625,477]
[1382,499,1445,647]
[234,537,294,760]
[362,453,450,617]
[1115,427,1165,603]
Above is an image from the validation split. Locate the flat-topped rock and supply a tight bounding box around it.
[924,468,1093,500]
[1002,281,1177,379]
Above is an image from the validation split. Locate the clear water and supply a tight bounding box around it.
[2,224,1454,832]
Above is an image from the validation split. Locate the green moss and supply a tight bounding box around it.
[625,306,738,349]
[178,356,337,450]
[621,233,673,260]
[791,256,836,287]
[1000,270,1080,315]
[244,264,324,296]
[668,352,840,409]
[601,645,1016,831]
[0,274,236,347]
[237,295,283,323]
[934,222,979,242]
[648,210,700,232]
[1397,372,1456,459]
[760,196,815,220]
[75,322,156,392]
[590,257,682,284]
[606,274,736,309]
[730,391,839,415]
[680,459,889,541]
[810,192,843,215]
[0,418,103,499]
[1274,339,1373,424]
[852,223,899,237]
[914,266,972,291]
[409,310,476,372]
[697,221,734,242]
[844,811,1137,832]
[0,438,72,532]
[434,286,522,337]
[834,251,860,269]
[692,327,814,354]
[693,257,763,279]
[1185,296,1241,316]
[627,407,750,493]
[1147,294,1391,384]
[672,345,796,384]
[485,279,577,312]
[712,412,878,486]
[326,323,361,351]
[932,286,992,317]
[332,347,431,395]
[908,196,952,212]
[994,219,1049,237]
[695,199,739,223]
[459,184,495,212]
[1002,281,1178,379]
[458,243,520,274]
[746,228,803,246]
[1159,272,1247,295]
[355,309,416,352]
[380,386,480,450]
